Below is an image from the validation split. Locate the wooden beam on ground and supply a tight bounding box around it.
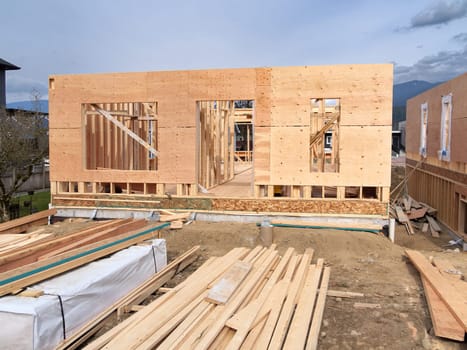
[306,266,331,350]
[0,208,57,234]
[406,250,467,332]
[206,261,252,305]
[421,277,465,341]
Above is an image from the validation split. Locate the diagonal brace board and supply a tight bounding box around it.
[309,113,339,148]
[91,104,159,157]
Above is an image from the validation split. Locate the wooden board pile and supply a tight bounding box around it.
[406,250,466,341]
[0,219,169,296]
[84,245,330,350]
[390,195,441,236]
[0,208,57,234]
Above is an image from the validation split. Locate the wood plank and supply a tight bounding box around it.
[426,216,441,232]
[0,219,126,269]
[421,277,465,341]
[283,265,322,349]
[406,250,467,332]
[206,261,252,305]
[326,290,364,298]
[432,257,463,280]
[192,251,278,350]
[38,220,147,259]
[159,212,191,222]
[395,206,409,223]
[0,209,57,234]
[305,266,331,350]
[268,252,313,350]
[407,207,428,220]
[224,251,295,350]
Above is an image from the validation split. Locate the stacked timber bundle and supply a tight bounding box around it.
[0,208,57,234]
[390,195,441,236]
[0,219,169,294]
[85,245,330,350]
[406,250,466,341]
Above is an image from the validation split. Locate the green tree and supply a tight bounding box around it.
[0,92,48,221]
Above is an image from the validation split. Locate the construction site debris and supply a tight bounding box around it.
[390,195,442,237]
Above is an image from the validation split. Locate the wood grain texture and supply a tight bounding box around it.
[50,64,392,203]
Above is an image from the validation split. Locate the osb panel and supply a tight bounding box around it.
[406,72,467,163]
[269,65,392,127]
[52,194,387,216]
[211,198,387,215]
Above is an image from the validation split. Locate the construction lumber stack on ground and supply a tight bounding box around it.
[0,219,170,295]
[406,250,466,341]
[390,194,441,236]
[0,208,57,234]
[84,245,331,350]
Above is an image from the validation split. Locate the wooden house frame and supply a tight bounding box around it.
[49,64,392,216]
[406,72,467,240]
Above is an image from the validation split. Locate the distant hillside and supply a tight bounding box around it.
[6,99,48,113]
[392,80,442,128]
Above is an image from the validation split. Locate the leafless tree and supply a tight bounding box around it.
[0,91,48,221]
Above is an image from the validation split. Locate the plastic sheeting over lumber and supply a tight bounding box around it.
[0,239,166,350]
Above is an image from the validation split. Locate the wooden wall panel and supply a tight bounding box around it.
[50,64,392,192]
[270,127,308,184]
[406,72,467,164]
[451,115,467,163]
[339,126,392,186]
[49,128,82,181]
[269,65,392,127]
[253,127,271,184]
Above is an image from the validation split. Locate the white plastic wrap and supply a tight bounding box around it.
[0,239,166,350]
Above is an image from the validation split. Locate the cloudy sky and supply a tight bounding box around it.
[2,0,467,102]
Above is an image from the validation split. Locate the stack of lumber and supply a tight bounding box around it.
[0,229,51,253]
[158,209,193,229]
[406,250,466,341]
[0,219,169,296]
[390,195,441,236]
[0,208,57,234]
[85,245,331,350]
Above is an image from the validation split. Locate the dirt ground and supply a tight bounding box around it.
[158,220,467,350]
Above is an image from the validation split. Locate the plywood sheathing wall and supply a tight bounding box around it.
[406,72,467,233]
[49,64,392,190]
[406,72,467,166]
[49,69,256,185]
[266,65,392,186]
